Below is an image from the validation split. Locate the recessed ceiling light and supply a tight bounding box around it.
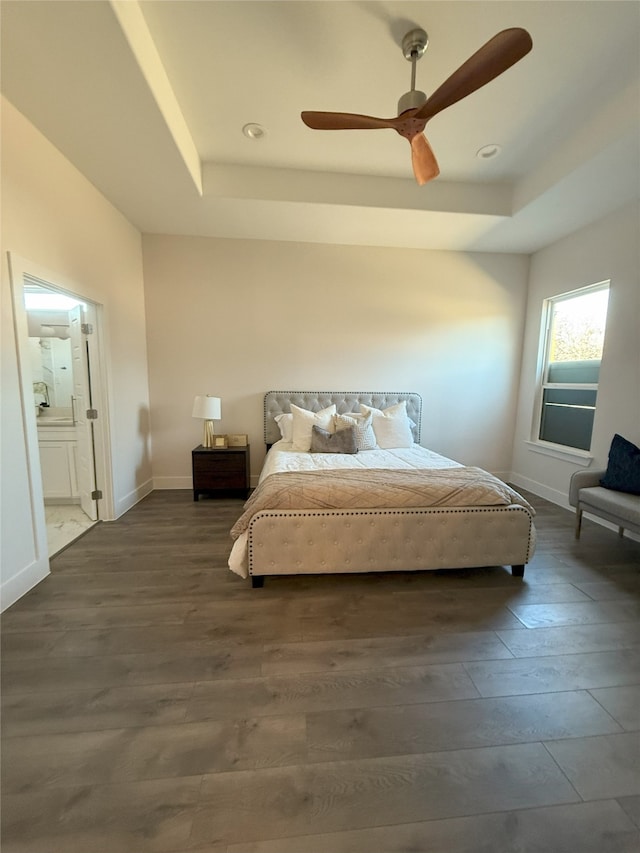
[476,144,502,160]
[242,123,267,140]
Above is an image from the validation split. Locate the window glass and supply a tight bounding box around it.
[537,285,609,451]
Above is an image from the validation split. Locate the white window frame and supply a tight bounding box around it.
[531,280,610,458]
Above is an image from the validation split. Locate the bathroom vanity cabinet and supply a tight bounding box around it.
[37,424,79,502]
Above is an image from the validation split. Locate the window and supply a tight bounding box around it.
[536,283,609,451]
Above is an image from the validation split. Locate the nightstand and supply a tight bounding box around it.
[192,445,250,500]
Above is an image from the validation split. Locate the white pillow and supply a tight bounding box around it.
[360,401,414,449]
[274,413,293,442]
[334,412,377,451]
[290,404,337,451]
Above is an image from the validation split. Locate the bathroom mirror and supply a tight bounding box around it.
[24,288,86,420]
[26,308,74,413]
[29,336,74,408]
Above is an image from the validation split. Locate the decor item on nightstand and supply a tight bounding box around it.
[213,435,228,448]
[192,395,221,448]
[227,434,248,447]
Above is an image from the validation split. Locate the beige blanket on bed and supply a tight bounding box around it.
[231,467,534,539]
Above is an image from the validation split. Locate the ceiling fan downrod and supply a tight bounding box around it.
[398,28,429,116]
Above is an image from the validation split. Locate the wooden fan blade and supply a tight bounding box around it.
[410,134,440,185]
[414,28,532,122]
[301,111,398,130]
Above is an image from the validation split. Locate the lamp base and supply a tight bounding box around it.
[202,420,217,448]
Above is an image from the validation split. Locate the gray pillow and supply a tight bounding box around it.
[310,424,358,454]
[334,412,377,450]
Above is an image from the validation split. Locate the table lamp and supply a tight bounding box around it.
[192,395,221,447]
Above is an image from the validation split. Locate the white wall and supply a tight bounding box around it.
[511,201,640,505]
[1,97,152,609]
[142,234,530,485]
[4,100,634,612]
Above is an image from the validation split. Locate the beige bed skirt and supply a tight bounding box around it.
[246,504,536,580]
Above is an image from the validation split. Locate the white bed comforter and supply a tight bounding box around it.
[228,441,461,577]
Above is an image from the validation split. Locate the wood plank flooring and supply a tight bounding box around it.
[2,489,639,853]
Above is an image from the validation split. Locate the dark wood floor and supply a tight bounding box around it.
[2,489,639,853]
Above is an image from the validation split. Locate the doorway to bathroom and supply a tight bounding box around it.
[25,280,100,555]
[10,253,113,561]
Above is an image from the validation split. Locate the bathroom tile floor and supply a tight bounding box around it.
[45,505,97,556]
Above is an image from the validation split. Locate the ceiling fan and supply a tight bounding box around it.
[301,27,533,185]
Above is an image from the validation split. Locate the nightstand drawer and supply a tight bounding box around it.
[192,445,250,499]
[196,453,245,478]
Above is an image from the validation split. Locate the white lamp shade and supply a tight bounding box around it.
[192,395,221,420]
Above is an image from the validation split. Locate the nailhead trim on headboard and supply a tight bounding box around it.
[263,391,423,446]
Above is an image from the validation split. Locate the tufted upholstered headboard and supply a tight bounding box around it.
[263,391,422,447]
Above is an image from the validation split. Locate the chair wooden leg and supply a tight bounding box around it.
[575,508,583,539]
[618,526,624,537]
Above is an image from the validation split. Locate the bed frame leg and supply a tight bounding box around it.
[511,565,525,578]
[251,575,264,588]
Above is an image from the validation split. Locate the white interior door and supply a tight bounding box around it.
[69,305,97,520]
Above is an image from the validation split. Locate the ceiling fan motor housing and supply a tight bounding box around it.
[402,28,429,60]
[397,89,427,116]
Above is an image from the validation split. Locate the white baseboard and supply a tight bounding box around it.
[154,475,261,490]
[153,476,192,490]
[509,471,640,543]
[114,478,154,518]
[508,472,570,509]
[1,558,49,612]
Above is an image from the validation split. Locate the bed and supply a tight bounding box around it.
[228,391,536,587]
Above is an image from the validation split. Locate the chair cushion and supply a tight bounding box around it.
[579,486,640,526]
